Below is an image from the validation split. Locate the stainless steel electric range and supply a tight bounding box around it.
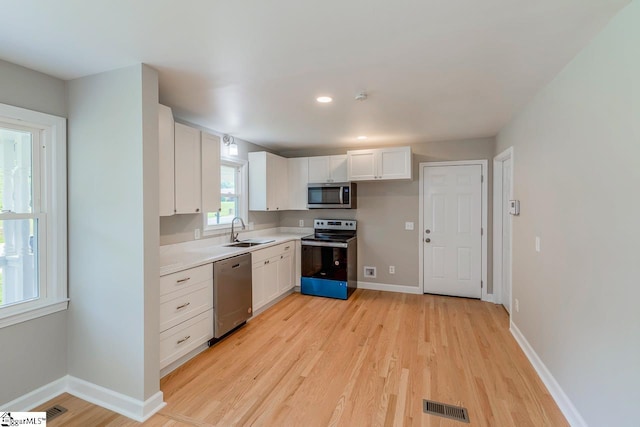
[300,219,357,299]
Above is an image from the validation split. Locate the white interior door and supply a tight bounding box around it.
[423,165,482,298]
[501,158,512,312]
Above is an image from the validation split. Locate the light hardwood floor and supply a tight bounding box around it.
[35,290,568,426]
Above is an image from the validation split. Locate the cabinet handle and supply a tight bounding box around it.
[280,255,283,259]
[176,277,191,284]
[264,260,269,265]
[177,335,191,344]
[284,246,290,250]
[196,208,200,212]
[176,302,190,310]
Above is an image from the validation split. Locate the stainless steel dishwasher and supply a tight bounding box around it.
[213,253,252,339]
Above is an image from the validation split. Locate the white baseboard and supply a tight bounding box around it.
[483,293,495,303]
[357,281,422,295]
[66,376,165,422]
[510,322,586,427]
[0,376,67,412]
[1,376,165,423]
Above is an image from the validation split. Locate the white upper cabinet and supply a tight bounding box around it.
[347,146,412,181]
[287,157,309,210]
[248,151,289,211]
[201,132,221,214]
[158,104,175,216]
[307,155,347,183]
[174,123,202,214]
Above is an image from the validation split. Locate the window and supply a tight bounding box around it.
[204,158,248,231]
[0,103,67,328]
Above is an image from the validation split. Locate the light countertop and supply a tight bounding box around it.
[160,229,311,276]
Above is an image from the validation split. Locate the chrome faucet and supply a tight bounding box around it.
[230,217,246,242]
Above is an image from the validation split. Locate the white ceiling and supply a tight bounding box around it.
[0,0,629,151]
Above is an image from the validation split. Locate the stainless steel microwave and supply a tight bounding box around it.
[307,182,357,209]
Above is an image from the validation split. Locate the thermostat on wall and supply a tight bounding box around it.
[509,200,520,216]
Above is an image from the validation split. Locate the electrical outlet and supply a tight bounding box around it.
[194,228,201,240]
[364,266,377,278]
[405,222,414,230]
[515,298,520,312]
[389,265,395,274]
[535,236,541,252]
[299,219,304,227]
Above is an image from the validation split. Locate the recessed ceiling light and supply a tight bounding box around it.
[316,96,333,103]
[357,135,368,140]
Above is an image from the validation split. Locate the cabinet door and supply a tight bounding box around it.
[201,132,221,214]
[277,252,294,293]
[288,157,309,210]
[269,154,289,211]
[249,151,268,211]
[347,150,377,181]
[379,147,412,180]
[330,155,348,182]
[159,104,175,216]
[294,241,302,287]
[308,156,330,183]
[174,123,202,214]
[263,257,280,303]
[252,262,266,311]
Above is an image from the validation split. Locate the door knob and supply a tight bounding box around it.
[425,238,431,243]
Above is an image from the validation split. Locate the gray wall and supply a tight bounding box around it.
[280,137,495,290]
[495,2,639,425]
[160,130,279,245]
[0,60,68,404]
[66,64,160,401]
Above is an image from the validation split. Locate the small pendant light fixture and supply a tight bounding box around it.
[223,134,238,156]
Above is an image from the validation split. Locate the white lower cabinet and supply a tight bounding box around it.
[159,263,213,369]
[159,309,213,369]
[277,250,293,294]
[252,256,278,311]
[252,242,296,313]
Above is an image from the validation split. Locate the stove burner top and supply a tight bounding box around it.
[301,219,357,245]
[301,234,354,243]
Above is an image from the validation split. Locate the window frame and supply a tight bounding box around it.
[0,103,67,329]
[203,156,248,235]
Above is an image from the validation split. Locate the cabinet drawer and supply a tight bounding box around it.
[160,309,213,369]
[160,282,213,332]
[251,242,293,263]
[160,263,212,296]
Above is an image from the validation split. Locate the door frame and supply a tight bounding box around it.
[418,160,489,301]
[492,147,514,308]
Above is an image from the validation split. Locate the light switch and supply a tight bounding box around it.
[405,222,414,230]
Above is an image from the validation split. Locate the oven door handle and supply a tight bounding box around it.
[301,240,348,248]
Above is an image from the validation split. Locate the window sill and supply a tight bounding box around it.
[0,299,69,329]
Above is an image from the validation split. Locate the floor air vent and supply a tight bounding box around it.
[45,405,68,421]
[423,399,469,423]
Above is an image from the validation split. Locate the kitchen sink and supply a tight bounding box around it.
[224,239,275,248]
[224,242,260,247]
